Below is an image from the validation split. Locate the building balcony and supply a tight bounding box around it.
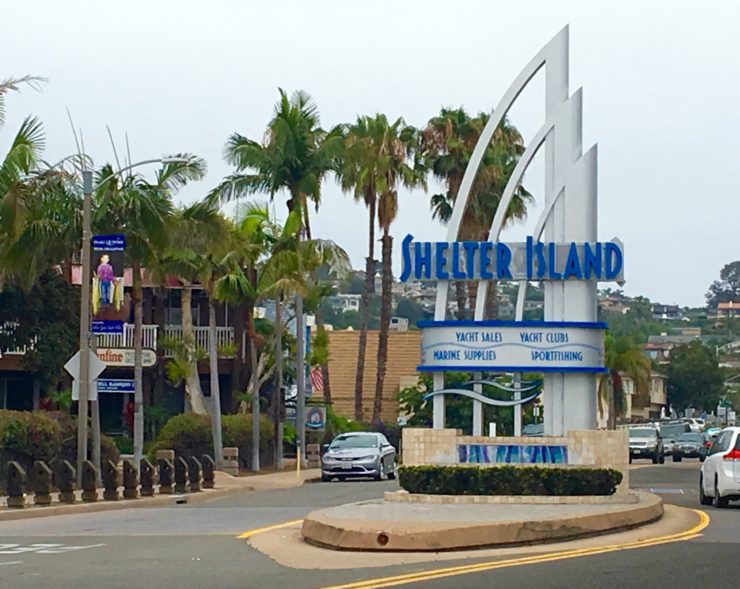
[1,323,240,360]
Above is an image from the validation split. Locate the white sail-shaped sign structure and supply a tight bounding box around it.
[399,27,624,436]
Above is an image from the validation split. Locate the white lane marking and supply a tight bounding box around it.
[0,560,23,566]
[0,543,105,555]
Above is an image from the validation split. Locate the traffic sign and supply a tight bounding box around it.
[97,379,135,394]
[64,350,107,402]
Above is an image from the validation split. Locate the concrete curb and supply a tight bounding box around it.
[384,490,641,505]
[301,492,664,551]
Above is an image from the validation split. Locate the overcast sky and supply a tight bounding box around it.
[4,0,739,308]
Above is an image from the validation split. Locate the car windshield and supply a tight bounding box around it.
[664,437,676,444]
[677,434,704,443]
[330,434,378,449]
[630,428,657,439]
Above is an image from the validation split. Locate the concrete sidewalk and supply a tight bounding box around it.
[0,468,321,521]
[302,491,663,551]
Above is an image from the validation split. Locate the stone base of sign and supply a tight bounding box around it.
[401,428,629,494]
[301,492,662,552]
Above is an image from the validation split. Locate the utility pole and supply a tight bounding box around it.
[76,170,93,486]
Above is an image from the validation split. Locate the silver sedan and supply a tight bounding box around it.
[321,432,397,482]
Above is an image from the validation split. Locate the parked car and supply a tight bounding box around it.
[629,427,665,464]
[699,427,740,508]
[663,436,677,456]
[706,427,722,439]
[660,421,691,439]
[672,433,708,462]
[321,432,397,482]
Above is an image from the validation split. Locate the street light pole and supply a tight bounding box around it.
[76,170,93,486]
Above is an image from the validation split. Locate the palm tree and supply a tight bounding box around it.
[338,115,383,419]
[215,205,297,472]
[421,108,531,319]
[211,88,342,464]
[0,76,48,287]
[598,335,652,429]
[94,155,206,463]
[369,117,426,425]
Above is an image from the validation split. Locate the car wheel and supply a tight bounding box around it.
[387,462,397,480]
[699,475,713,506]
[714,478,729,508]
[629,456,633,464]
[321,474,331,482]
[659,453,665,464]
[699,456,706,463]
[672,454,680,462]
[652,454,659,464]
[375,461,386,481]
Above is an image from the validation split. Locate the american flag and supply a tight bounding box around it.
[309,367,324,393]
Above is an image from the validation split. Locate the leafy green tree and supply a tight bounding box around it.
[394,297,427,326]
[706,260,740,309]
[667,341,725,412]
[0,271,79,391]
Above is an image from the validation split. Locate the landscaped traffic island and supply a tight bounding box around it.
[301,464,662,551]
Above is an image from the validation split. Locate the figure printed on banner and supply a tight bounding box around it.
[91,235,128,321]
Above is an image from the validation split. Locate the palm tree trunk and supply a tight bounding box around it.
[484,279,499,320]
[246,310,260,472]
[317,320,332,406]
[355,197,376,420]
[181,286,207,414]
[373,230,393,425]
[231,302,246,410]
[208,298,224,468]
[607,375,616,431]
[132,262,144,465]
[273,297,283,470]
[455,282,467,319]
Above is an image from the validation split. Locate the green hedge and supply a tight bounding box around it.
[148,412,275,470]
[0,410,119,493]
[398,465,623,496]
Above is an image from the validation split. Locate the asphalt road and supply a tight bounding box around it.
[1,462,738,589]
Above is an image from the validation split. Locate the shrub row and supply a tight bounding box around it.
[398,465,623,496]
[147,412,275,470]
[0,410,120,493]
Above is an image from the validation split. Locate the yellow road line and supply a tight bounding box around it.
[319,509,710,589]
[236,519,304,540]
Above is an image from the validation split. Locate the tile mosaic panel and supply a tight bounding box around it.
[458,444,568,464]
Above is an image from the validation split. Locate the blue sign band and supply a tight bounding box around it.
[417,365,608,374]
[417,319,608,329]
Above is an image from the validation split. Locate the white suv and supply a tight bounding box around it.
[699,427,740,508]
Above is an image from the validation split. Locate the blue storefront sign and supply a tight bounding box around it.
[97,379,135,394]
[92,234,126,251]
[91,320,124,334]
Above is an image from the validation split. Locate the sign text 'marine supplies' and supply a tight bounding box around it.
[399,235,624,283]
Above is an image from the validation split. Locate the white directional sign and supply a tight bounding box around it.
[64,350,107,401]
[418,320,606,373]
